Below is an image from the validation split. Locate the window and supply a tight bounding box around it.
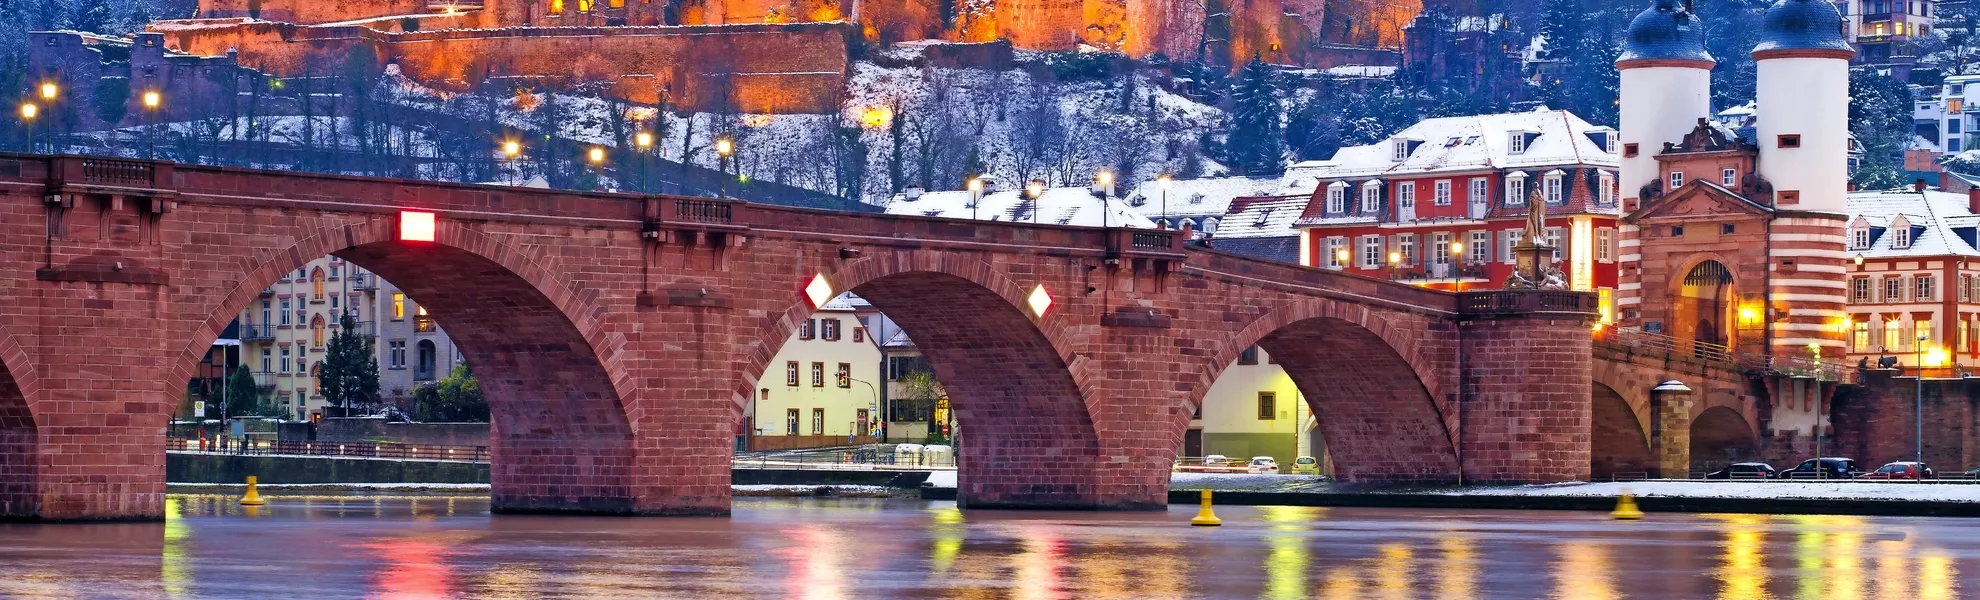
[822,319,841,341]
[296,390,305,407]
[1543,172,1563,204]
[1886,278,1904,302]
[261,301,272,327]
[1326,184,1346,213]
[1624,143,1639,158]
[329,295,339,309]
[1398,234,1417,266]
[311,269,325,300]
[1469,231,1490,262]
[261,347,272,373]
[1596,228,1614,262]
[1672,225,1684,237]
[1257,392,1277,420]
[1469,178,1488,207]
[1546,227,1564,260]
[1953,139,1965,153]
[1722,168,1737,186]
[1722,223,1736,235]
[853,327,865,343]
[1669,172,1684,189]
[414,306,435,333]
[1854,321,1871,351]
[1325,237,1347,269]
[1854,278,1872,302]
[786,409,799,435]
[786,361,799,386]
[836,363,851,388]
[1398,182,1416,210]
[279,299,292,325]
[1598,172,1615,205]
[1778,190,1800,205]
[1361,183,1381,213]
[800,319,815,340]
[1500,230,1518,264]
[1964,275,1973,302]
[1434,180,1452,206]
[1919,275,1936,302]
[1852,227,1870,249]
[1393,140,1411,161]
[329,264,340,280]
[1921,320,1935,345]
[280,347,291,373]
[391,293,405,320]
[311,317,326,347]
[1509,132,1527,154]
[1360,235,1383,269]
[1238,346,1259,365]
[1895,227,1912,249]
[1778,134,1801,148]
[811,408,825,435]
[1432,232,1452,265]
[389,341,406,368]
[1506,175,1528,206]
[811,362,824,387]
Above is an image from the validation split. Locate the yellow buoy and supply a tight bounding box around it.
[239,475,266,506]
[1611,487,1643,520]
[1190,489,1222,526]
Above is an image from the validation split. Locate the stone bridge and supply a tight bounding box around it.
[0,155,1595,521]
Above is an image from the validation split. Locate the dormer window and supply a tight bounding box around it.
[1598,171,1615,205]
[1894,227,1911,249]
[1851,226,1870,250]
[1326,182,1347,213]
[1506,172,1529,206]
[1543,170,1565,204]
[1360,180,1382,212]
[1670,171,1685,189]
[1393,140,1411,162]
[1509,132,1528,154]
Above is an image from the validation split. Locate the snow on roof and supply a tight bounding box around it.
[1122,176,1288,218]
[817,291,864,312]
[1215,196,1310,239]
[1322,65,1398,78]
[1846,189,1980,258]
[882,186,1156,228]
[1309,109,1617,180]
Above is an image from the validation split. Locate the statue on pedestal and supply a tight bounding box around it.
[1505,188,1567,290]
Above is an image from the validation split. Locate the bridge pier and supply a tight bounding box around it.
[1649,381,1695,478]
[1457,293,1598,484]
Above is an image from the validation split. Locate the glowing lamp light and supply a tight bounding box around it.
[502,140,521,157]
[587,146,606,164]
[38,82,56,101]
[967,177,983,193]
[1158,173,1173,189]
[142,90,160,109]
[803,273,834,310]
[399,211,436,242]
[634,131,653,148]
[1026,284,1053,318]
[1926,346,1951,368]
[19,103,35,120]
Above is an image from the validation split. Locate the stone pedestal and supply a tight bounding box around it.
[1649,380,1695,478]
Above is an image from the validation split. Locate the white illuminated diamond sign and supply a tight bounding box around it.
[1026,284,1052,317]
[804,273,834,309]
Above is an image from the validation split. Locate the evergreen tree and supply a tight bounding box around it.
[225,367,263,418]
[1226,59,1285,176]
[413,364,487,422]
[1848,67,1914,190]
[68,0,112,33]
[318,313,380,415]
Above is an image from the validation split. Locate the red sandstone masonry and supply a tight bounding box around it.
[0,155,1598,520]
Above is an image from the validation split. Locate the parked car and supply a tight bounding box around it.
[1966,466,1980,479]
[1203,454,1230,468]
[1780,457,1860,479]
[1704,463,1777,479]
[1247,456,1279,474]
[1290,456,1320,475]
[1859,461,1935,480]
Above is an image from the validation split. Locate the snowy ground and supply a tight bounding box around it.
[166,482,907,497]
[927,471,1980,503]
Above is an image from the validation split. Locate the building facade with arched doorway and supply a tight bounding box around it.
[376,277,465,409]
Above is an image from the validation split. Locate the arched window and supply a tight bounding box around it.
[311,315,326,347]
[311,268,326,300]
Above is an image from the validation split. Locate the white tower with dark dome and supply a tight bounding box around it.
[1615,0,1714,209]
[1752,0,1854,213]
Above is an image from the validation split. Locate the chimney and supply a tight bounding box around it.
[903,185,923,200]
[1968,186,1980,215]
[1916,179,1928,193]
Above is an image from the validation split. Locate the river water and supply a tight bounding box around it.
[0,494,1973,599]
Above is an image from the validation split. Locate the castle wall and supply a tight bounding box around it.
[198,0,431,23]
[153,21,853,113]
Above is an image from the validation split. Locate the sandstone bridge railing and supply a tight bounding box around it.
[1596,326,1847,382]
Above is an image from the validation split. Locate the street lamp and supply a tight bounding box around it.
[1157,173,1173,229]
[715,136,735,199]
[1854,254,1865,268]
[1026,179,1045,224]
[18,103,35,153]
[634,131,653,192]
[39,82,57,102]
[1334,248,1349,270]
[1388,250,1401,281]
[967,177,983,220]
[1449,241,1464,289]
[1094,170,1114,229]
[501,140,522,185]
[37,82,56,154]
[586,146,607,191]
[141,90,161,160]
[1917,333,1929,464]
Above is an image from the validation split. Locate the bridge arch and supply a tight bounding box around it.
[0,322,36,518]
[747,250,1099,508]
[1590,381,1653,479]
[1199,297,1457,482]
[166,216,640,513]
[1690,405,1759,475]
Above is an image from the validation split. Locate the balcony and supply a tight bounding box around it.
[240,323,276,342]
[1394,262,1491,283]
[259,286,275,297]
[349,273,377,292]
[336,320,377,339]
[250,371,276,391]
[414,316,438,334]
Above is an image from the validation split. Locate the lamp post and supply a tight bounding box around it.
[1095,170,1114,230]
[715,136,735,199]
[142,90,160,160]
[586,146,606,191]
[1449,241,1464,289]
[501,140,522,185]
[38,82,56,154]
[1157,173,1172,229]
[18,103,35,153]
[1917,333,1928,464]
[1388,250,1401,281]
[1335,248,1349,271]
[1026,179,1044,224]
[967,177,983,220]
[634,131,654,192]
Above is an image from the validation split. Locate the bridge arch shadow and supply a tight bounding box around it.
[1690,405,1759,475]
[748,253,1100,509]
[0,325,33,518]
[1197,300,1457,483]
[166,219,641,514]
[1590,382,1652,479]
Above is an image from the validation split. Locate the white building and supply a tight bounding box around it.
[1185,346,1326,470]
[1121,175,1319,236]
[745,293,885,450]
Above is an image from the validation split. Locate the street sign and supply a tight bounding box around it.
[194,401,205,418]
[231,420,245,438]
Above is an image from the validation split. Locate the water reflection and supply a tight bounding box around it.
[3,497,1979,599]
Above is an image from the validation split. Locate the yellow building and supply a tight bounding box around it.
[745,293,884,451]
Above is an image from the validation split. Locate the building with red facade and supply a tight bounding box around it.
[1290,109,1622,304]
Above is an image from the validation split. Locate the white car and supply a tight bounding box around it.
[1246,456,1279,474]
[1203,454,1230,468]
